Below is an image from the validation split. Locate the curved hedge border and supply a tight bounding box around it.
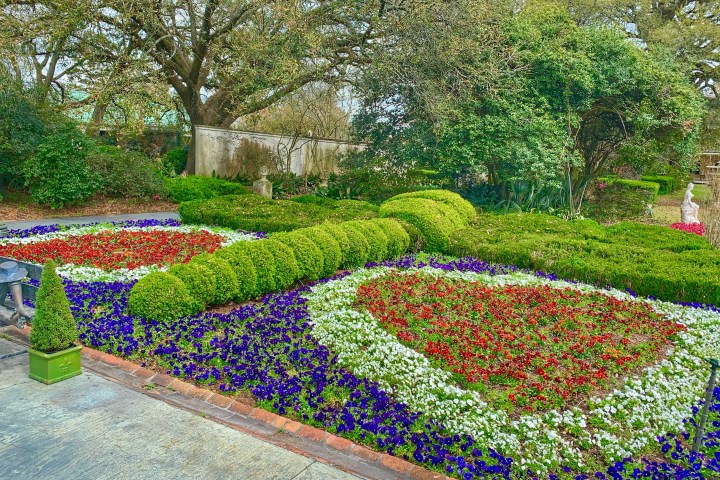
[387,189,476,223]
[448,212,720,305]
[127,217,413,320]
[379,197,466,253]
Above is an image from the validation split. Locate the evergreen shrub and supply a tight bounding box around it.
[29,261,79,353]
[167,262,216,310]
[128,272,196,322]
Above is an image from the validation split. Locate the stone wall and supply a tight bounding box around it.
[195,125,365,178]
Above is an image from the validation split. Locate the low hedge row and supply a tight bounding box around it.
[179,194,378,232]
[449,212,719,305]
[379,190,475,252]
[641,175,676,195]
[128,218,411,320]
[165,176,249,203]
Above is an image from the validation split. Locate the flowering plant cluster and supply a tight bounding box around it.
[671,222,706,236]
[2,219,258,282]
[356,274,682,413]
[9,216,718,480]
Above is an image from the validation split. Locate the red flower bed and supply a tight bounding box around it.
[0,230,225,270]
[356,273,683,413]
[670,222,705,236]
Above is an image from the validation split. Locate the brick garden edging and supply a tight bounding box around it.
[79,345,448,480]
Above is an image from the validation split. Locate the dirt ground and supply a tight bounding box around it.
[0,195,177,221]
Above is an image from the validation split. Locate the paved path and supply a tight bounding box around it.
[0,339,362,480]
[6,212,180,231]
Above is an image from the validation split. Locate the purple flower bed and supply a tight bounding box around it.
[60,254,719,479]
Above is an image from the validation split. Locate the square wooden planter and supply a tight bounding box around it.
[28,345,82,384]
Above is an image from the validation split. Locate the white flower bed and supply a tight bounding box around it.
[304,267,719,473]
[3,224,256,282]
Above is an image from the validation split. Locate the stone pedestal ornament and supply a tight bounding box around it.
[252,165,273,198]
[681,182,701,224]
[319,170,329,189]
[0,261,35,328]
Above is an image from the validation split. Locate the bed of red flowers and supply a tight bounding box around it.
[670,222,705,236]
[0,230,225,270]
[356,273,684,413]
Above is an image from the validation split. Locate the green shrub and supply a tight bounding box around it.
[22,129,102,208]
[179,194,377,232]
[167,262,216,310]
[29,261,78,353]
[337,223,371,269]
[273,232,325,281]
[297,227,342,277]
[166,176,249,203]
[128,272,196,321]
[447,212,720,305]
[216,242,275,295]
[319,222,350,259]
[289,195,338,207]
[379,198,465,252]
[261,239,300,290]
[344,221,389,263]
[163,146,188,175]
[387,190,476,223]
[374,218,411,258]
[85,146,167,199]
[584,178,659,222]
[207,246,258,302]
[189,254,239,305]
[641,175,675,194]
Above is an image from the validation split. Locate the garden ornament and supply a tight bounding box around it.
[681,182,701,224]
[252,165,273,198]
[692,357,719,453]
[0,260,35,328]
[0,221,7,237]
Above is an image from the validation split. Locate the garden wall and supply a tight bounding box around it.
[194,125,365,179]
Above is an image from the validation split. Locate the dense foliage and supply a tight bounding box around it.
[448,213,720,304]
[165,176,249,203]
[29,260,78,353]
[85,146,167,198]
[179,194,378,232]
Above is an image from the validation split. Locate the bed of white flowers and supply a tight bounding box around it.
[305,266,720,474]
[1,223,256,282]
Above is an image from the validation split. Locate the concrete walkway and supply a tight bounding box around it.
[0,339,362,480]
[6,212,180,231]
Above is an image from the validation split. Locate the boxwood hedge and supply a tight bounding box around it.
[189,254,239,305]
[128,272,197,321]
[449,212,720,305]
[272,231,325,281]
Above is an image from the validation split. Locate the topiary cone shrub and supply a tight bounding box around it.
[29,260,78,353]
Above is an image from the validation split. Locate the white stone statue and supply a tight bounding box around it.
[681,182,701,224]
[252,165,273,198]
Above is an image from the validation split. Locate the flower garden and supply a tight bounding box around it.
[5,191,720,479]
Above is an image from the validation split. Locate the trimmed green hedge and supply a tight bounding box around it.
[344,221,389,263]
[189,254,239,305]
[449,212,719,305]
[216,242,275,294]
[165,176,249,203]
[167,262,216,310]
[128,272,196,321]
[261,239,300,291]
[273,231,325,281]
[388,190,476,223]
[179,194,378,232]
[380,197,466,252]
[641,175,675,194]
[375,218,411,258]
[297,227,342,278]
[335,223,371,269]
[213,245,259,301]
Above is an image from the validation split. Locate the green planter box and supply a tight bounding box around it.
[28,345,82,384]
